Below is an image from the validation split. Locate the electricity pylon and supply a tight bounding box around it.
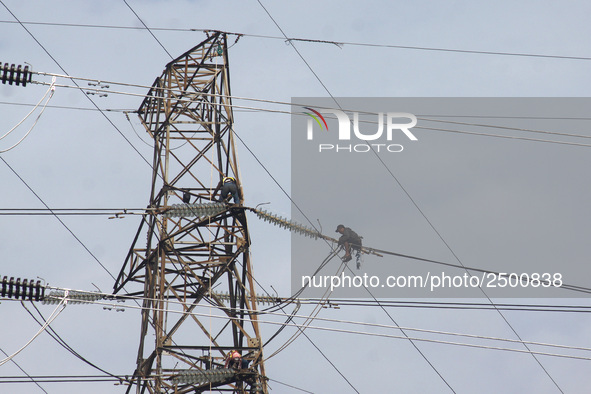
[114,32,267,393]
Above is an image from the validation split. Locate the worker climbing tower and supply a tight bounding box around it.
[113,32,267,393]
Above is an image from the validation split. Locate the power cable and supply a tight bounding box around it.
[1,9,580,390]
[360,123,568,391]
[0,156,117,281]
[49,296,591,363]
[267,378,314,393]
[36,78,591,147]
[4,98,591,126]
[420,117,591,140]
[27,69,591,134]
[0,100,131,112]
[21,301,124,381]
[31,286,591,351]
[14,288,591,314]
[122,0,173,59]
[2,20,591,61]
[418,125,591,148]
[0,79,54,141]
[256,2,456,391]
[0,1,154,171]
[3,201,590,296]
[251,7,567,391]
[27,286,591,362]
[0,373,137,385]
[1,16,255,389]
[124,111,152,147]
[231,126,363,392]
[95,299,591,353]
[299,298,591,313]
[24,73,591,147]
[265,252,345,358]
[0,347,48,393]
[0,377,128,383]
[235,242,361,391]
[360,245,590,295]
[0,292,67,367]
[0,98,53,152]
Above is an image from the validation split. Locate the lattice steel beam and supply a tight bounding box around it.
[114,32,267,394]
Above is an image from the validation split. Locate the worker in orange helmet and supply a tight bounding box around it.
[225,349,242,369]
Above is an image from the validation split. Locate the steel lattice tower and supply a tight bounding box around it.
[114,32,267,393]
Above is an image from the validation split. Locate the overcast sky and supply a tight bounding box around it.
[1,1,591,393]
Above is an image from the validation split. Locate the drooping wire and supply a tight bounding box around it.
[21,301,125,382]
[2,12,290,391]
[29,286,591,355]
[0,77,55,153]
[0,78,53,141]
[49,295,591,362]
[256,3,453,391]
[0,1,154,171]
[0,9,580,390]
[264,250,343,355]
[0,292,68,367]
[14,282,591,362]
[255,4,565,391]
[124,111,152,147]
[255,2,563,392]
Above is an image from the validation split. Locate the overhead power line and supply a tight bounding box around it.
[0,100,131,112]
[0,293,67,367]
[0,156,118,282]
[0,375,133,384]
[300,298,591,313]
[4,202,591,296]
[254,2,566,392]
[1,20,591,61]
[122,0,173,59]
[10,282,589,362]
[0,77,55,153]
[0,347,48,393]
[8,286,591,362]
[0,3,154,171]
[10,68,586,149]
[26,73,591,149]
[20,302,126,382]
[1,10,584,392]
[267,378,315,394]
[0,208,152,218]
[34,293,591,363]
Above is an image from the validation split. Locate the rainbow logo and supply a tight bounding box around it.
[304,107,328,131]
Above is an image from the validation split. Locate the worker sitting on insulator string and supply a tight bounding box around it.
[219,176,240,204]
[335,224,363,265]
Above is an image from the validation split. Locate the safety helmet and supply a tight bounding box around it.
[223,176,235,183]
